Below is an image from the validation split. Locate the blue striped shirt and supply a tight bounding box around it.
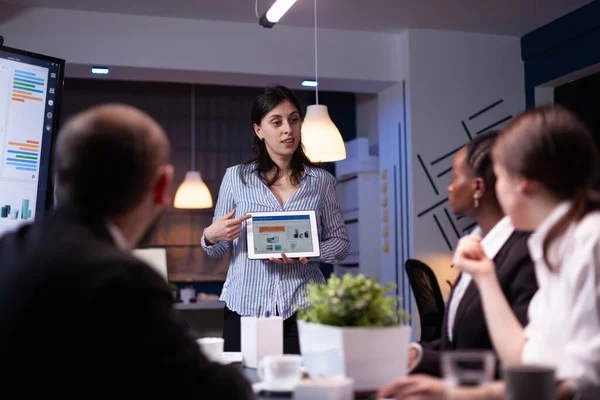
[201,163,350,319]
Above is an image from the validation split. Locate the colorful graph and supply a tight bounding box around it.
[0,199,32,220]
[11,69,45,103]
[5,140,39,172]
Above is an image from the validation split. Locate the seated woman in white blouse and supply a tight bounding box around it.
[379,105,600,400]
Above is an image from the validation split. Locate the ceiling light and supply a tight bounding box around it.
[259,0,298,28]
[174,85,213,209]
[302,80,318,87]
[301,0,346,162]
[174,171,213,209]
[303,105,346,162]
[91,67,109,75]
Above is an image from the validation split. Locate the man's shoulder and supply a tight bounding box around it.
[0,211,165,288]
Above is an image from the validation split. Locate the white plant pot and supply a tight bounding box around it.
[297,320,411,392]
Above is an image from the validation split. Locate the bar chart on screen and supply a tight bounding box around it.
[1,65,46,181]
[3,139,40,178]
[0,181,37,237]
[0,63,9,174]
[0,45,63,237]
[11,69,46,103]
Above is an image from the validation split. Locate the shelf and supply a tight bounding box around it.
[333,138,381,280]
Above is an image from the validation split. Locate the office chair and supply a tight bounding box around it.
[405,258,446,342]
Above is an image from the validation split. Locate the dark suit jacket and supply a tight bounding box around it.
[412,230,538,377]
[0,205,253,397]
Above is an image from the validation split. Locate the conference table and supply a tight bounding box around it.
[239,365,379,400]
[241,367,290,400]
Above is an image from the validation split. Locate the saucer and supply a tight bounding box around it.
[219,352,243,364]
[252,381,297,394]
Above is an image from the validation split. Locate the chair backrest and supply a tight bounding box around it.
[404,258,446,342]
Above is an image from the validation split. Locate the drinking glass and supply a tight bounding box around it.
[441,351,495,399]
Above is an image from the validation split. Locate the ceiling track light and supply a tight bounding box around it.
[258,0,298,28]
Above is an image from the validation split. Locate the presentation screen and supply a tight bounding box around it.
[0,44,65,237]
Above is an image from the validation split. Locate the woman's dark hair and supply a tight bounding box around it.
[465,130,500,207]
[493,104,600,270]
[241,85,316,186]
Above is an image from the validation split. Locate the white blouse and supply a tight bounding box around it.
[523,202,600,397]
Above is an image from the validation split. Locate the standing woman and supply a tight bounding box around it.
[201,85,350,354]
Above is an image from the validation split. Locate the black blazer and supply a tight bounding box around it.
[413,230,538,377]
[0,206,254,397]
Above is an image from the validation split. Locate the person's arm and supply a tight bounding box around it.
[91,262,254,398]
[474,273,526,365]
[378,375,506,400]
[314,174,350,264]
[528,236,600,396]
[421,339,441,351]
[201,168,235,258]
[408,339,442,375]
[453,236,526,366]
[412,347,444,376]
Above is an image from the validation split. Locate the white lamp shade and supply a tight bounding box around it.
[174,171,213,209]
[301,104,346,162]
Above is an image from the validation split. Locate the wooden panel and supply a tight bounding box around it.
[166,246,231,282]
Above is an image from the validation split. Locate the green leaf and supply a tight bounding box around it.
[297,273,411,327]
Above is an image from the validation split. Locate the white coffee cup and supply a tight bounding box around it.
[197,337,224,362]
[180,287,196,304]
[257,354,303,391]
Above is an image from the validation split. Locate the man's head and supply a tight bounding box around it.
[55,104,173,246]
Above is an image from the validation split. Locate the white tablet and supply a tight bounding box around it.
[246,211,320,260]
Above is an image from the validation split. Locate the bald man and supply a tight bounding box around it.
[0,105,254,397]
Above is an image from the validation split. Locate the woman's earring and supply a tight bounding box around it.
[473,195,479,209]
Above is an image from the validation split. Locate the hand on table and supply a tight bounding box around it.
[407,346,420,370]
[378,375,446,400]
[379,376,505,400]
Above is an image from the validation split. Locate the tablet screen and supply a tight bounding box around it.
[252,214,314,254]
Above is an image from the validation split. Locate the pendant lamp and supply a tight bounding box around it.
[174,86,213,209]
[301,0,346,162]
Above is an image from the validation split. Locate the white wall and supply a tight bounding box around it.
[376,31,418,336]
[374,29,524,340]
[0,6,399,92]
[404,29,525,300]
[355,93,379,150]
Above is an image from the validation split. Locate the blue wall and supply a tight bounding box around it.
[521,0,600,107]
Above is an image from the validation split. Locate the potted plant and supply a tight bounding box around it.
[297,273,411,392]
